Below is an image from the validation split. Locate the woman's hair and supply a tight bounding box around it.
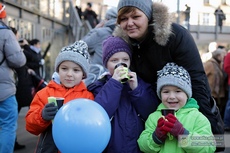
[117,7,137,24]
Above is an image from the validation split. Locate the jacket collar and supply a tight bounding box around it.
[113,2,173,46]
[157,98,199,112]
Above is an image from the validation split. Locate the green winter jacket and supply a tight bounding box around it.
[138,98,216,153]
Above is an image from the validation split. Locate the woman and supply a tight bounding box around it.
[114,0,224,149]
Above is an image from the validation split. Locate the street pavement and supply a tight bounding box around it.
[14,107,37,153]
[14,107,230,153]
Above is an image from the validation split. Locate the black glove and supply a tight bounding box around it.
[42,102,58,121]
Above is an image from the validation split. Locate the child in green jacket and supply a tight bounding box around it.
[137,63,216,153]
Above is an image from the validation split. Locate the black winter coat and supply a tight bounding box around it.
[15,65,34,110]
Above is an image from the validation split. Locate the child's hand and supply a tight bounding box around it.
[152,117,168,144]
[112,66,128,83]
[42,102,58,121]
[128,71,137,90]
[163,114,186,138]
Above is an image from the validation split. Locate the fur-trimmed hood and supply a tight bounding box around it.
[113,2,173,46]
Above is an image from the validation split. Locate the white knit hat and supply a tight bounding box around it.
[157,63,192,99]
[55,40,90,79]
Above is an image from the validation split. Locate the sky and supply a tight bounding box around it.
[103,0,119,7]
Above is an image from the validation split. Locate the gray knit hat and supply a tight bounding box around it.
[117,0,153,20]
[157,63,192,99]
[55,40,90,79]
[105,7,117,20]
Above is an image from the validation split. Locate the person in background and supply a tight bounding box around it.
[114,1,224,151]
[82,7,117,86]
[203,48,227,118]
[11,27,35,113]
[10,26,31,151]
[214,6,226,33]
[75,5,82,20]
[0,3,26,153]
[138,63,216,153]
[88,36,158,153]
[20,38,43,77]
[18,36,47,100]
[184,4,191,30]
[25,40,94,153]
[82,2,99,28]
[223,49,230,131]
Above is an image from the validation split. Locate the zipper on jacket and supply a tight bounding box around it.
[39,131,48,152]
[137,44,141,58]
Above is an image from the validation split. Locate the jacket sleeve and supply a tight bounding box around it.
[170,24,215,129]
[86,90,95,100]
[82,29,99,55]
[25,89,51,136]
[88,78,123,118]
[224,53,230,75]
[182,113,216,153]
[137,113,161,153]
[129,77,159,120]
[4,30,26,68]
[203,61,216,93]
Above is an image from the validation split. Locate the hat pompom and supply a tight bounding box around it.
[157,63,192,99]
[0,3,7,19]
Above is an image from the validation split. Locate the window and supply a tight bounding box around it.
[222,0,227,5]
[204,0,210,5]
[202,13,210,25]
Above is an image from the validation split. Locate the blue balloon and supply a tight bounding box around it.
[52,98,111,153]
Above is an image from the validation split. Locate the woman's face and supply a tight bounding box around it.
[119,8,149,42]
